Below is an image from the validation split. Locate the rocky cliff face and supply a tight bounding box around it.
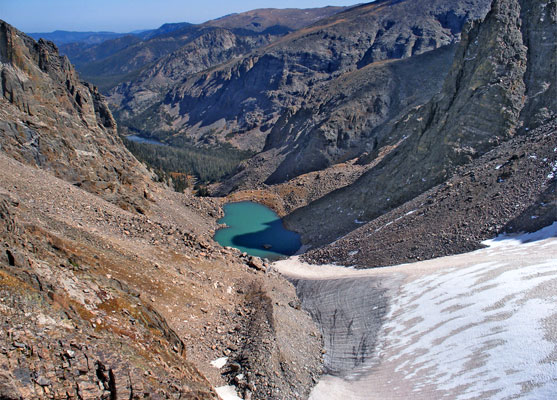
[287,0,556,254]
[0,20,151,212]
[112,0,491,154]
[519,0,557,128]
[215,43,458,193]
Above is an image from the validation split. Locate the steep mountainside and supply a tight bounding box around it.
[0,152,323,400]
[0,20,151,212]
[109,28,278,124]
[59,7,347,92]
[0,20,323,400]
[112,0,491,154]
[303,118,557,267]
[288,0,556,256]
[215,43,458,192]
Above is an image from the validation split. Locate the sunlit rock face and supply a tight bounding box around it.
[0,20,151,212]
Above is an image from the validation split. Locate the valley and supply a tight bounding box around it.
[0,0,556,398]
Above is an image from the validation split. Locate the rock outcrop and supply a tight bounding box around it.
[0,172,217,399]
[291,0,556,260]
[0,20,151,212]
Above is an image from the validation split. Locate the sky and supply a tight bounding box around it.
[1,0,358,33]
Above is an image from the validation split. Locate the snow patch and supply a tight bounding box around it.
[547,161,557,179]
[482,221,557,247]
[296,224,557,399]
[215,385,243,400]
[378,258,557,398]
[210,357,228,369]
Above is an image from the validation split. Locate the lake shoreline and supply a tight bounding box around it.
[214,201,301,259]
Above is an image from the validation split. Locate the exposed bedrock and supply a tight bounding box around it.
[0,20,152,213]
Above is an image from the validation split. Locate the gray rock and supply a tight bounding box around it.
[0,20,152,213]
[34,376,50,386]
[288,0,551,249]
[110,0,491,162]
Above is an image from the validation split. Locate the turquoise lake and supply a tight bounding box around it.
[214,201,301,259]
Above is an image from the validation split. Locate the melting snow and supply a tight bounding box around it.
[286,223,557,399]
[380,258,557,399]
[547,161,557,179]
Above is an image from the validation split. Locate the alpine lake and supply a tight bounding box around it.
[214,201,301,259]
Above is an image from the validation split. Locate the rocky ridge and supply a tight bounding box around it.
[28,31,128,46]
[58,7,347,93]
[291,0,556,261]
[0,20,151,213]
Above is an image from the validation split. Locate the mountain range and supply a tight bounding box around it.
[45,7,348,93]
[27,0,554,268]
[108,0,491,152]
[28,30,130,45]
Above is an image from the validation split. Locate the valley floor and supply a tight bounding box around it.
[273,224,557,400]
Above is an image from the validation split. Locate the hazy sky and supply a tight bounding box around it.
[1,0,359,33]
